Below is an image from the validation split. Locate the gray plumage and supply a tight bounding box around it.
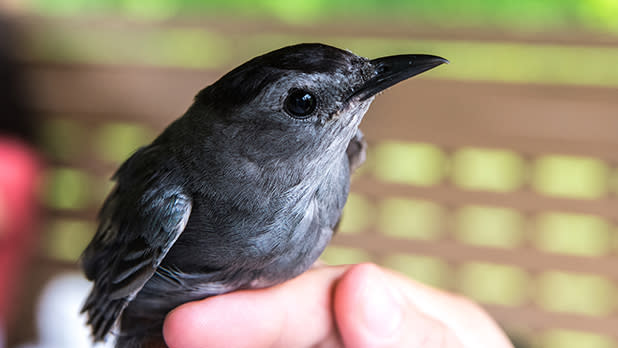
[80,43,447,347]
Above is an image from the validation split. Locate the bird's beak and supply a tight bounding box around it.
[351,54,448,101]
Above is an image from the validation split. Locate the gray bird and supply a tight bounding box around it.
[80,43,447,347]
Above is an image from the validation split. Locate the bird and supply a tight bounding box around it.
[80,43,447,347]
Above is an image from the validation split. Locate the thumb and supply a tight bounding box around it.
[334,263,513,348]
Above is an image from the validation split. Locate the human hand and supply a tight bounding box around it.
[163,263,514,348]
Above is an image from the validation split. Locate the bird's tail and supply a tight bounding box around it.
[81,286,129,342]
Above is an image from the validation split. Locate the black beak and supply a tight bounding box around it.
[352,54,448,101]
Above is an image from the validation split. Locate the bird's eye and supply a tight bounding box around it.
[284,89,317,118]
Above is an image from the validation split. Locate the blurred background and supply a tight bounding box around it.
[1,0,618,347]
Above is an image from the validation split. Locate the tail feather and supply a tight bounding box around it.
[82,286,129,342]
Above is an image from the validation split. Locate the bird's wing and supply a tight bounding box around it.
[80,146,192,341]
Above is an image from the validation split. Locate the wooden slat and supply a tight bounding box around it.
[362,80,618,162]
[332,233,618,278]
[45,180,618,223]
[25,64,618,161]
[45,159,618,221]
[351,178,618,220]
[24,64,218,128]
[486,305,618,337]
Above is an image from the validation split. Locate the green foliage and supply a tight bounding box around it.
[338,193,375,234]
[533,155,609,199]
[455,205,526,248]
[537,271,615,316]
[373,142,446,186]
[535,212,612,256]
[383,254,452,288]
[458,262,530,306]
[43,168,91,210]
[539,330,616,348]
[452,147,525,192]
[378,198,445,240]
[321,246,372,265]
[94,123,154,164]
[28,0,618,35]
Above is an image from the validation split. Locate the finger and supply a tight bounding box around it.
[334,263,513,348]
[382,267,514,348]
[334,263,462,348]
[163,265,349,348]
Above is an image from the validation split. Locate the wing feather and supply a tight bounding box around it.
[80,146,192,341]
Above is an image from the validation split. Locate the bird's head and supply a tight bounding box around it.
[189,43,447,167]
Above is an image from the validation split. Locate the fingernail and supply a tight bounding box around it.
[360,270,403,337]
